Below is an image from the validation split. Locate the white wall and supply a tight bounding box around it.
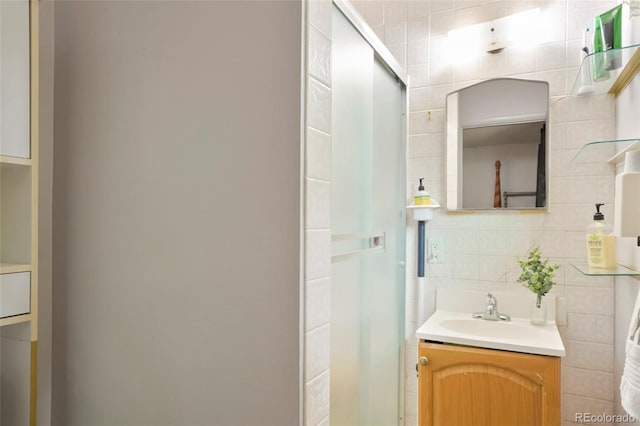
[304,1,333,425]
[349,1,619,425]
[614,63,640,420]
[52,2,301,425]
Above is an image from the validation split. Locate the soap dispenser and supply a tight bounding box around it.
[586,203,617,268]
[414,178,431,205]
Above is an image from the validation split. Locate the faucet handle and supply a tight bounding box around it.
[486,293,496,304]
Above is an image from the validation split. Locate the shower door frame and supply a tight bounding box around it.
[332,0,408,87]
[330,1,409,424]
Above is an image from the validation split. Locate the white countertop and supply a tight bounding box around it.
[416,310,566,357]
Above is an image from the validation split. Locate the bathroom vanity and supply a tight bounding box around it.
[416,291,565,426]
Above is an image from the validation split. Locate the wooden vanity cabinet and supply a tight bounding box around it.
[418,341,561,426]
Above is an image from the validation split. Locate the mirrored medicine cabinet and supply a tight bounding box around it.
[445,78,549,211]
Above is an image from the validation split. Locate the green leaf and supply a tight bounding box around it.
[516,247,559,296]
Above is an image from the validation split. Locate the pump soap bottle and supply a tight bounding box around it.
[414,178,431,205]
[586,203,617,268]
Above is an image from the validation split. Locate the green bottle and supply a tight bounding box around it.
[592,17,610,82]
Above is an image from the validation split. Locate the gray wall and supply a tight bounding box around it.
[52,2,302,425]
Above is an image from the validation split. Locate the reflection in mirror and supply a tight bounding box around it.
[446,78,549,211]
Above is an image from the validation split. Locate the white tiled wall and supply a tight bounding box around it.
[305,1,333,426]
[349,1,619,425]
[614,47,640,422]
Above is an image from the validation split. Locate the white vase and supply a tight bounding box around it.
[531,294,547,326]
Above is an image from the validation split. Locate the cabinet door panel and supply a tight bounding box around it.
[419,342,560,426]
[432,364,541,426]
[0,0,31,158]
[0,272,30,318]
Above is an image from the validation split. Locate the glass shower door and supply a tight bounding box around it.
[330,6,406,426]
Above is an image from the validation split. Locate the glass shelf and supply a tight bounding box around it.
[571,261,640,277]
[571,138,640,164]
[571,43,640,96]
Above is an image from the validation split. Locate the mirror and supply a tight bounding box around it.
[445,78,549,211]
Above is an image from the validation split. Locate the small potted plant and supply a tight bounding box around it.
[517,247,560,325]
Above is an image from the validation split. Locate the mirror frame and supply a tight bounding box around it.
[445,78,550,212]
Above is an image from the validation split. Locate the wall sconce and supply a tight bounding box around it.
[447,8,544,64]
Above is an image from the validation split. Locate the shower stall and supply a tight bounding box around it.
[330,4,407,425]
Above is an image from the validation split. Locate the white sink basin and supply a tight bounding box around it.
[416,311,566,357]
[439,318,527,340]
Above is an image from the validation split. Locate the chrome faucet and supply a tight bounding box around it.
[472,293,510,321]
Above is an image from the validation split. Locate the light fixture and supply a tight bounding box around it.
[447,8,544,64]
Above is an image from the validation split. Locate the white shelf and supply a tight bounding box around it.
[0,263,32,274]
[407,200,441,221]
[0,155,31,166]
[407,201,442,210]
[0,314,32,327]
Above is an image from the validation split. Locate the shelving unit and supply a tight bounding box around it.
[569,140,640,281]
[0,0,39,424]
[571,43,640,97]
